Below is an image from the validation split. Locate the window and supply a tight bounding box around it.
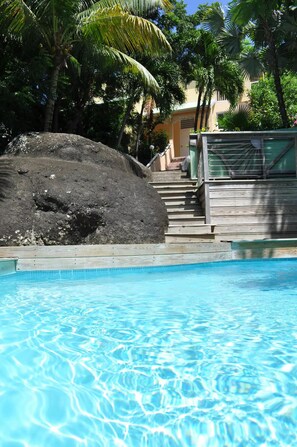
[180,117,194,129]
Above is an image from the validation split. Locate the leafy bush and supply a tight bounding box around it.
[218,109,251,131]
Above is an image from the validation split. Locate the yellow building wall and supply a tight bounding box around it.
[153,78,252,159]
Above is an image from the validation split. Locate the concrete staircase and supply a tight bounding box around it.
[150,171,215,243]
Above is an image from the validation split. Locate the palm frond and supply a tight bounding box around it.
[80,6,171,55]
[68,55,81,75]
[202,3,225,35]
[240,50,265,79]
[81,0,171,16]
[99,45,159,92]
[220,24,242,57]
[0,0,36,33]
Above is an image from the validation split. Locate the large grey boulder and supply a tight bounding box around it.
[0,133,168,246]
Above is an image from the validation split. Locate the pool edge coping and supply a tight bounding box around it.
[1,239,297,274]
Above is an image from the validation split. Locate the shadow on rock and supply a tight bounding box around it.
[0,159,12,201]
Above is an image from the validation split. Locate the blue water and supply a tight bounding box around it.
[0,259,297,447]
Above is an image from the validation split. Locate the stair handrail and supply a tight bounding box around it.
[146,144,171,169]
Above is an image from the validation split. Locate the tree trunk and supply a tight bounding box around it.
[264,23,289,128]
[200,86,208,131]
[44,61,62,132]
[194,87,203,132]
[205,84,213,129]
[116,93,136,150]
[134,98,146,160]
[67,108,84,134]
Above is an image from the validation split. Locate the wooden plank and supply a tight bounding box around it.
[0,242,231,260]
[210,205,297,216]
[212,215,297,225]
[216,223,297,233]
[209,189,297,199]
[165,234,216,243]
[208,179,297,188]
[218,233,297,242]
[17,251,232,271]
[167,225,212,235]
[209,197,297,206]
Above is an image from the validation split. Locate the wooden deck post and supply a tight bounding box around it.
[202,135,211,224]
[295,136,297,178]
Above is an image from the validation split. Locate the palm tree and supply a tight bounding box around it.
[191,24,244,131]
[229,0,292,128]
[0,0,171,132]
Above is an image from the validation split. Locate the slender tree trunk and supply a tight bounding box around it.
[134,98,146,160]
[116,93,135,150]
[205,85,213,129]
[264,23,290,128]
[271,55,289,128]
[194,87,203,131]
[200,85,208,131]
[66,110,83,134]
[67,83,93,134]
[44,61,62,132]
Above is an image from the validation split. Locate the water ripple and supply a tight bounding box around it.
[0,259,297,446]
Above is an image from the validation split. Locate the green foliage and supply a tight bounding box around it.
[151,130,168,152]
[249,78,282,130]
[0,0,171,132]
[136,130,168,165]
[0,35,46,150]
[219,72,297,131]
[249,73,297,130]
[218,109,251,131]
[229,0,297,128]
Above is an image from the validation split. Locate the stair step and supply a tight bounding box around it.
[150,181,197,188]
[151,173,206,243]
[164,199,198,206]
[150,179,193,184]
[151,173,188,181]
[167,224,213,235]
[168,211,203,218]
[153,187,197,194]
[168,217,205,225]
[159,192,197,199]
[165,234,216,243]
[167,204,202,211]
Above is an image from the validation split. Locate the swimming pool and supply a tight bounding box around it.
[0,259,297,446]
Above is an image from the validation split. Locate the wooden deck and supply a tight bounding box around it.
[193,130,297,240]
[198,178,297,241]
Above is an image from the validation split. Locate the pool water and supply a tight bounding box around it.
[0,259,297,446]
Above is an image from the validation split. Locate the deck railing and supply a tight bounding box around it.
[189,130,297,224]
[192,131,297,183]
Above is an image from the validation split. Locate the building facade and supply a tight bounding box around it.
[154,79,252,159]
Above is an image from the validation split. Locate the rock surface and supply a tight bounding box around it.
[0,133,168,246]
